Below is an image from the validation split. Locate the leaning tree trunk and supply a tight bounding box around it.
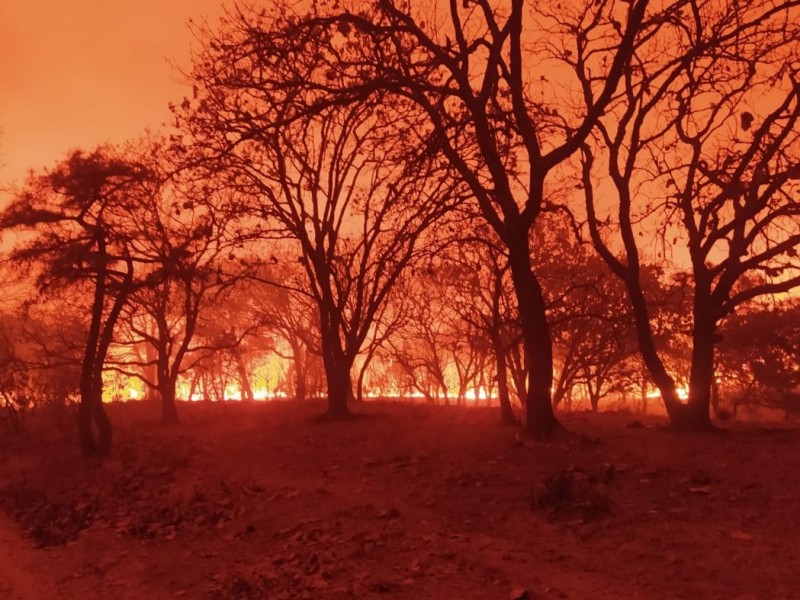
[507,235,561,439]
[623,273,685,423]
[78,264,115,457]
[187,371,201,403]
[506,344,527,406]
[356,345,379,403]
[78,352,99,456]
[356,364,369,403]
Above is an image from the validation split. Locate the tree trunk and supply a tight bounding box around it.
[639,366,648,414]
[681,316,716,430]
[235,353,254,402]
[492,331,518,425]
[623,274,684,422]
[321,325,353,418]
[291,341,307,402]
[356,347,378,403]
[202,372,212,401]
[187,371,201,402]
[506,235,561,439]
[77,401,96,456]
[157,357,180,424]
[79,269,109,457]
[209,366,224,402]
[161,382,179,425]
[356,361,368,403]
[590,392,600,412]
[325,363,352,418]
[77,236,136,458]
[78,383,112,457]
[144,342,158,402]
[94,390,112,456]
[440,383,450,406]
[507,344,527,405]
[711,373,721,417]
[295,367,307,402]
[78,347,112,456]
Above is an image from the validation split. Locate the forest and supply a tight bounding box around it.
[1,0,799,598]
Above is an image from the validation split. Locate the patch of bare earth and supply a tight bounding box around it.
[1,401,799,599]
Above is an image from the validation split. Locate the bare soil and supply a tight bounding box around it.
[1,401,799,599]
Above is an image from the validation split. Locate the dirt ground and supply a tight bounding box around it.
[1,401,799,600]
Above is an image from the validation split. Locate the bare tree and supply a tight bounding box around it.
[251,271,321,402]
[431,228,521,422]
[387,273,455,405]
[213,0,652,436]
[180,39,459,417]
[353,284,412,404]
[575,0,800,428]
[113,147,249,424]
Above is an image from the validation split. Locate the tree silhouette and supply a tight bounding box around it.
[249,263,322,403]
[214,0,652,436]
[113,144,249,424]
[179,38,459,417]
[429,227,521,422]
[717,301,800,418]
[576,0,800,428]
[0,148,153,456]
[386,270,457,405]
[540,234,640,412]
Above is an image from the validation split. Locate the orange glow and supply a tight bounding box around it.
[0,0,225,186]
[101,372,144,403]
[646,385,689,402]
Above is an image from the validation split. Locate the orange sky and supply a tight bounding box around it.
[0,0,226,187]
